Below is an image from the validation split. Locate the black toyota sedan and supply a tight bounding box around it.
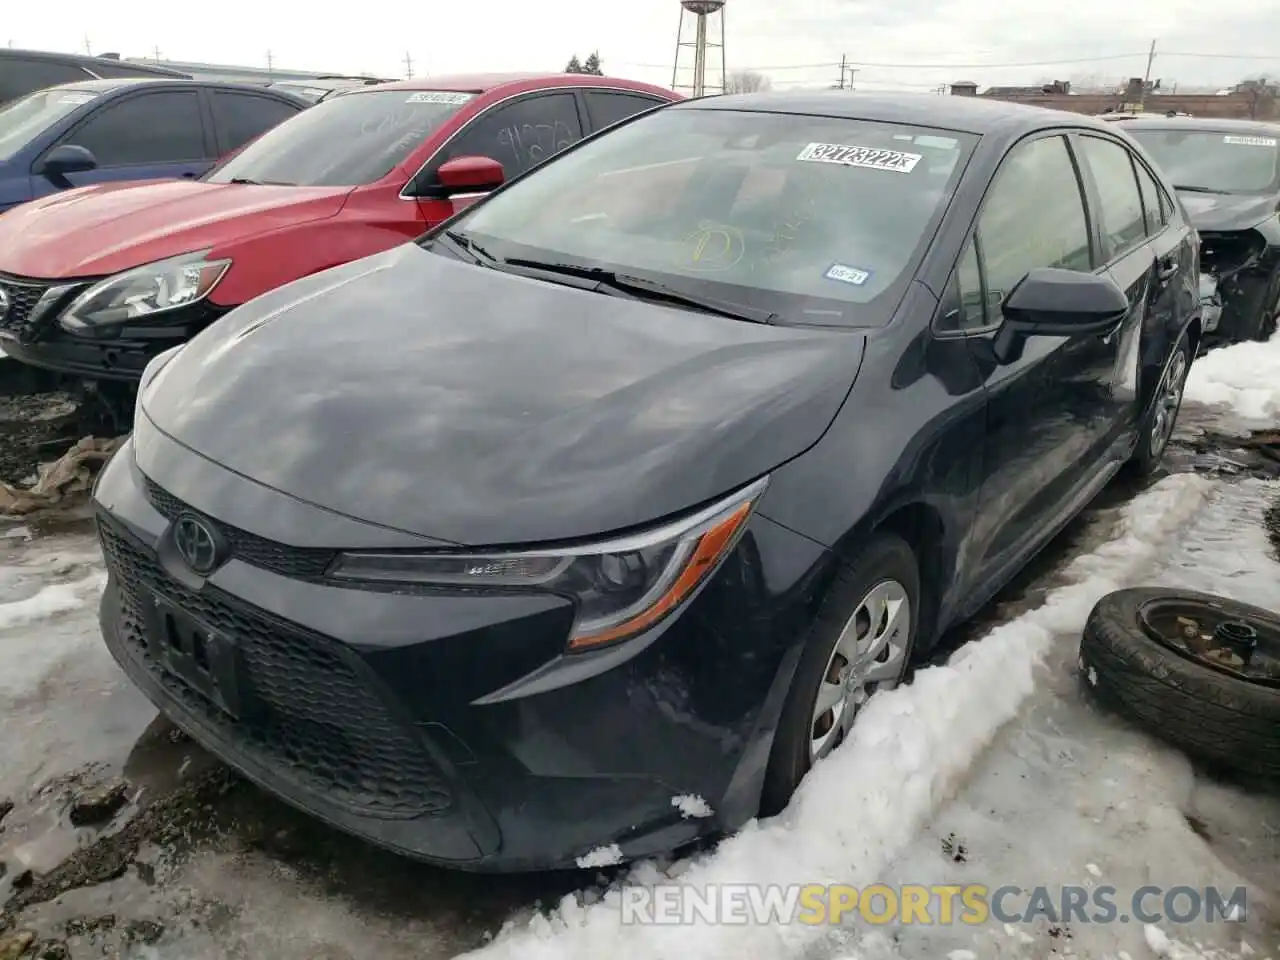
[1115,115,1280,343]
[93,92,1201,872]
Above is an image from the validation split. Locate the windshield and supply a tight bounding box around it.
[441,107,975,327]
[0,87,98,162]
[1126,128,1280,194]
[204,89,476,187]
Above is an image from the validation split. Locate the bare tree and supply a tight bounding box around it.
[725,70,772,94]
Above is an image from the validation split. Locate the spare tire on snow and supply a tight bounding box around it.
[1080,587,1280,779]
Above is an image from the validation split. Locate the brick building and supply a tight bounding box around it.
[949,76,1277,121]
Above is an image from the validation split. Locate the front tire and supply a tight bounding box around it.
[759,533,919,816]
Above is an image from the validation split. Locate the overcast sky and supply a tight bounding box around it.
[5,0,1278,93]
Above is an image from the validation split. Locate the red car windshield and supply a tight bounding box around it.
[205,89,476,188]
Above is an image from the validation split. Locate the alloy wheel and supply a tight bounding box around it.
[1149,347,1188,461]
[809,579,911,763]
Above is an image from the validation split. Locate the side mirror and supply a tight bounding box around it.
[35,144,98,178]
[992,267,1130,363]
[436,155,505,195]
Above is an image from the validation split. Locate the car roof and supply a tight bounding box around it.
[359,72,676,97]
[0,47,188,78]
[32,77,310,103]
[1108,114,1280,136]
[677,90,1114,136]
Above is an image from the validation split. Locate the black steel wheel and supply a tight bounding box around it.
[1080,587,1280,778]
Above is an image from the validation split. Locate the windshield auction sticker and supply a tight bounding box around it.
[796,142,922,173]
[405,91,473,104]
[1222,135,1277,146]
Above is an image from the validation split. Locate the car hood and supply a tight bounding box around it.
[1177,190,1280,233]
[141,244,864,546]
[0,180,350,279]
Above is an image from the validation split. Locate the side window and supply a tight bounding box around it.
[582,91,664,132]
[211,92,300,153]
[0,58,90,103]
[938,239,989,332]
[1132,158,1167,236]
[65,91,206,166]
[1077,135,1146,258]
[435,92,584,180]
[977,135,1093,311]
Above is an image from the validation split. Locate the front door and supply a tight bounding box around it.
[412,90,587,225]
[957,132,1124,585]
[30,89,212,199]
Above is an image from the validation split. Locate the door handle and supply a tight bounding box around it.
[1155,257,1178,282]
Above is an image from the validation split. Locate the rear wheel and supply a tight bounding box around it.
[1126,329,1190,478]
[759,533,919,816]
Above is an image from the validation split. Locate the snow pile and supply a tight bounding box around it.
[461,474,1213,960]
[1184,328,1280,427]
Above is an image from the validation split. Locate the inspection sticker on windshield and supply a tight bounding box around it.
[405,91,473,104]
[825,263,872,285]
[796,142,921,173]
[57,92,96,105]
[1223,135,1277,147]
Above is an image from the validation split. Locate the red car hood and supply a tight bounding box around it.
[0,180,351,279]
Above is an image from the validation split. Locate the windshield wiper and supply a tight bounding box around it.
[435,229,501,266]
[226,177,295,186]
[501,258,780,324]
[1173,184,1230,194]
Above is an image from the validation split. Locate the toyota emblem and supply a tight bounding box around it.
[173,514,222,574]
[0,287,9,323]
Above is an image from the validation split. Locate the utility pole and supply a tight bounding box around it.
[1139,38,1156,110]
[152,45,162,62]
[266,50,275,76]
[838,54,846,89]
[83,35,91,55]
[404,51,413,77]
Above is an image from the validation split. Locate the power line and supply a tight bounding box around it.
[626,49,1280,74]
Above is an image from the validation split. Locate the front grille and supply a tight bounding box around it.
[0,274,54,340]
[142,477,335,580]
[99,515,453,819]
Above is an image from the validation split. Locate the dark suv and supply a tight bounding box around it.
[0,49,189,105]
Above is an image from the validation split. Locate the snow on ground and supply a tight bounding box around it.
[463,335,1280,960]
[1185,330,1280,429]
[0,330,1277,960]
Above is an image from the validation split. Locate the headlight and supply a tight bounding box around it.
[59,250,231,332]
[330,477,768,651]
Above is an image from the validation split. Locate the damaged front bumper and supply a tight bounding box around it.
[1198,272,1223,333]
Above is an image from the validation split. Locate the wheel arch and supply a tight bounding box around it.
[873,500,948,656]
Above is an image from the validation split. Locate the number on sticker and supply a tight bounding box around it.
[797,142,922,173]
[405,91,472,104]
[1223,135,1278,147]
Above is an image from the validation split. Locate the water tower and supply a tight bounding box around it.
[672,0,726,98]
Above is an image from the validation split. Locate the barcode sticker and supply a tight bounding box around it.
[797,142,921,173]
[1223,135,1277,147]
[405,91,473,104]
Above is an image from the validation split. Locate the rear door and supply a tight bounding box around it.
[30,89,213,197]
[207,89,303,156]
[1072,132,1182,448]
